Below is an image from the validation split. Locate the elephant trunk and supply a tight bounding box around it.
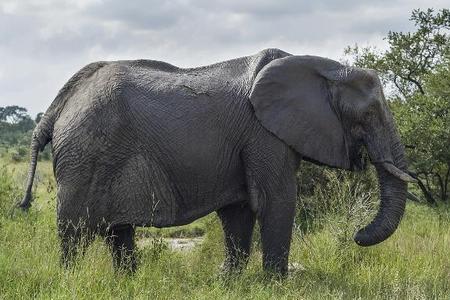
[353,123,412,246]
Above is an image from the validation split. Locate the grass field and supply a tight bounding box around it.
[1,159,449,299]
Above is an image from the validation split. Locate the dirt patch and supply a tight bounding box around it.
[137,237,204,252]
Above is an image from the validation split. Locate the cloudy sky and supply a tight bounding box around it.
[1,0,448,116]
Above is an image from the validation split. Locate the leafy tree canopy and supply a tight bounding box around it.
[0,106,36,147]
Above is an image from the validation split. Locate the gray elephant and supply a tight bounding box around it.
[20,48,415,275]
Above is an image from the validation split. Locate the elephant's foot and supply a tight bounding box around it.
[262,256,289,277]
[219,257,249,275]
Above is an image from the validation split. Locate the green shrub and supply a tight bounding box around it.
[296,164,378,237]
[39,146,52,161]
[9,146,28,162]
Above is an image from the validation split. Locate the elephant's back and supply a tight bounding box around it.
[113,60,257,151]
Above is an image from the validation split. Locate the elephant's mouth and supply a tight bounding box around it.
[348,138,367,171]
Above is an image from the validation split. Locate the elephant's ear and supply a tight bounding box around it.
[249,55,350,169]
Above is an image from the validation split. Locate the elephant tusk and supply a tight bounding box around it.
[381,162,417,183]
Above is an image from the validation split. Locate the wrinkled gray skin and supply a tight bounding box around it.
[20,49,415,275]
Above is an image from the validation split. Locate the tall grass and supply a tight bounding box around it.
[0,161,449,299]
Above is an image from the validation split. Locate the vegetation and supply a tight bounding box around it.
[1,8,449,299]
[0,106,51,162]
[0,106,35,147]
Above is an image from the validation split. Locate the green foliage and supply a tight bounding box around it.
[0,123,32,148]
[0,106,51,162]
[9,146,28,162]
[0,106,36,150]
[344,8,450,203]
[0,166,20,214]
[0,105,28,123]
[0,106,34,147]
[392,60,450,202]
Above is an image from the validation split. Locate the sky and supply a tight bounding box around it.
[1,0,449,117]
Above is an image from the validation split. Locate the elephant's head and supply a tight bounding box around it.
[249,55,416,246]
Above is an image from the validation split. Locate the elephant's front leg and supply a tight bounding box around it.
[242,133,300,275]
[217,201,256,273]
[259,187,296,275]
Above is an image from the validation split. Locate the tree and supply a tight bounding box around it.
[394,61,450,203]
[344,8,450,203]
[0,106,29,124]
[0,106,35,148]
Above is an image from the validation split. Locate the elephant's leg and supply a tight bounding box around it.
[259,192,296,276]
[106,224,137,273]
[242,140,299,276]
[217,201,256,272]
[58,220,93,268]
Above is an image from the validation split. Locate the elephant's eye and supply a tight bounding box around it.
[362,105,384,126]
[361,107,379,123]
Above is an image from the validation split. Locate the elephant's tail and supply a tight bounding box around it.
[18,61,109,210]
[18,117,52,210]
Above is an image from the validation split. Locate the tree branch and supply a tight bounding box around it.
[444,166,450,201]
[416,177,437,204]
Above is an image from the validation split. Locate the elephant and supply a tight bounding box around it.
[19,48,416,275]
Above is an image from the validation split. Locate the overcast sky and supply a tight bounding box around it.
[1,0,448,116]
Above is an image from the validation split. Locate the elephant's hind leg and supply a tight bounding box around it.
[106,224,137,273]
[58,221,94,268]
[217,201,256,273]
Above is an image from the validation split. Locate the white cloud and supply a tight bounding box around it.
[0,0,448,116]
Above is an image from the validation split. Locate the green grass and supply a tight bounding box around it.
[1,160,449,299]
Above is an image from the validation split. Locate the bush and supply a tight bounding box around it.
[0,147,7,158]
[10,146,28,162]
[296,164,379,239]
[39,146,52,161]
